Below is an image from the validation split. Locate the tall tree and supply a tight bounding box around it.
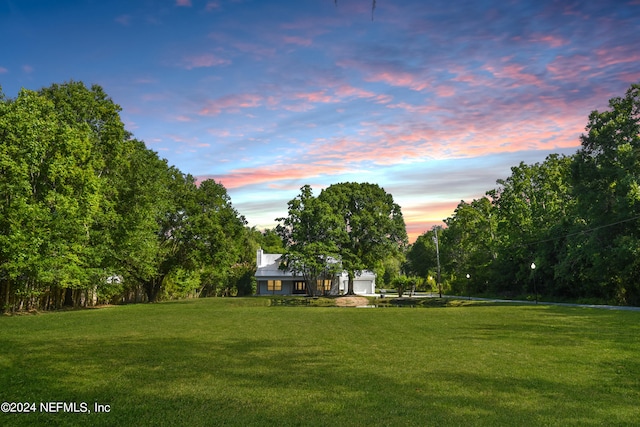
[0,88,103,309]
[487,154,574,295]
[318,182,407,295]
[39,81,135,305]
[568,83,640,304]
[186,179,248,297]
[276,185,342,296]
[442,197,497,294]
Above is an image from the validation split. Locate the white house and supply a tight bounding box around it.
[255,248,376,295]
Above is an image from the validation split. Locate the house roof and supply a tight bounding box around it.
[255,253,296,278]
[255,249,375,280]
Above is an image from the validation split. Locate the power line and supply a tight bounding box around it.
[521,213,640,247]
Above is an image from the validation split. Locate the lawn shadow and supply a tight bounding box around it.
[2,326,639,426]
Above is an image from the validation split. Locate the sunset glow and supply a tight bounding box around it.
[1,0,638,241]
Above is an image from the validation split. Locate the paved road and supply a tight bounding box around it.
[371,291,640,311]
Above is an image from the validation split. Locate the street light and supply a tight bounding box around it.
[530,262,537,304]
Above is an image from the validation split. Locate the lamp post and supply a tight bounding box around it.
[466,273,471,300]
[530,262,537,304]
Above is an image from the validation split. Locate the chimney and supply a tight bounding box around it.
[257,247,263,267]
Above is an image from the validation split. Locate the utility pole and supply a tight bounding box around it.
[433,227,442,298]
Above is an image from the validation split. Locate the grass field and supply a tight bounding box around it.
[1,298,639,426]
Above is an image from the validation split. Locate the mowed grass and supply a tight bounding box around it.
[1,298,639,426]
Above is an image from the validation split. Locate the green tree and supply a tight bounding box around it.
[405,229,439,286]
[276,185,342,296]
[39,81,135,306]
[567,83,640,304]
[318,182,407,295]
[106,140,179,303]
[258,228,285,254]
[442,197,496,295]
[0,88,104,310]
[186,179,248,297]
[487,154,573,296]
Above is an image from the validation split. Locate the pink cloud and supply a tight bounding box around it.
[483,63,545,87]
[207,129,232,137]
[386,102,441,114]
[199,93,263,116]
[434,85,456,97]
[293,91,334,103]
[618,70,640,83]
[525,34,568,48]
[176,0,192,6]
[366,70,430,91]
[204,163,350,189]
[292,97,586,167]
[594,46,640,68]
[22,65,33,73]
[334,84,376,99]
[546,55,593,81]
[337,59,431,91]
[0,66,7,74]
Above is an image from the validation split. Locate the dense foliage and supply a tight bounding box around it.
[0,82,256,311]
[407,83,640,305]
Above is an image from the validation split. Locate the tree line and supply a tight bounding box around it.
[406,83,640,306]
[2,81,638,310]
[0,82,280,312]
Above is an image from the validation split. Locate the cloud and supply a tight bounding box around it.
[202,163,350,189]
[294,90,335,103]
[365,69,431,91]
[283,36,312,46]
[483,63,546,88]
[0,66,7,74]
[199,93,263,116]
[528,34,568,48]
[180,54,230,69]
[176,0,192,6]
[22,65,34,73]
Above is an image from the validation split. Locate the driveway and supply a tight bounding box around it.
[370,291,640,311]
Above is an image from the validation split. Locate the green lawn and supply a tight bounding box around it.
[1,298,639,426]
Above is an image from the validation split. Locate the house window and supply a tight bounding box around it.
[316,279,332,292]
[293,281,306,294]
[267,280,282,291]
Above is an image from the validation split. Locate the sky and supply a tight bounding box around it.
[1,0,639,242]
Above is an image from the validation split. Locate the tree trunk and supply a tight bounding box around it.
[346,271,355,295]
[3,280,10,313]
[64,288,74,307]
[144,277,163,302]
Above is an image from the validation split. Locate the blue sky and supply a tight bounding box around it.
[2,0,639,241]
